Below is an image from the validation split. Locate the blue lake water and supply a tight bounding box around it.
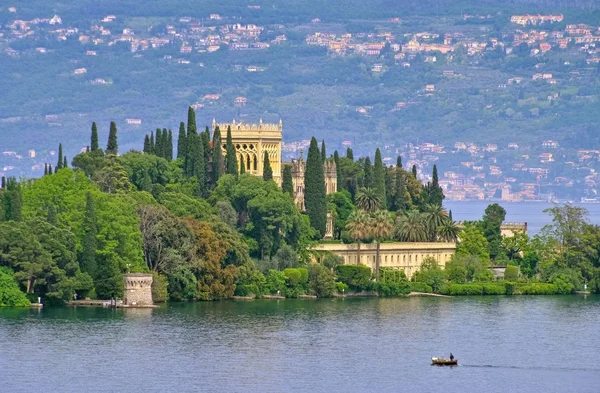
[1,297,599,393]
[445,201,600,234]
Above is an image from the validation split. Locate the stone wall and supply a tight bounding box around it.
[123,273,153,306]
[314,242,456,279]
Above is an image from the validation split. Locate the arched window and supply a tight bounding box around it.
[253,154,257,170]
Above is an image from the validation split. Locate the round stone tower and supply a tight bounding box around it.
[123,273,153,306]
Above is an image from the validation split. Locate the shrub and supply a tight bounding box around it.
[336,282,349,293]
[335,264,372,291]
[378,281,411,297]
[409,282,433,293]
[518,283,558,295]
[447,284,484,296]
[0,267,30,307]
[504,265,519,281]
[151,272,169,303]
[481,283,507,295]
[322,254,344,270]
[309,264,336,298]
[298,268,309,285]
[283,268,302,286]
[234,284,251,297]
[265,270,286,295]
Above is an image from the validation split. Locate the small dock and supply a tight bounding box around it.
[67,300,158,308]
[408,292,451,298]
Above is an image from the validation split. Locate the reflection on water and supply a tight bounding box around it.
[1,297,599,393]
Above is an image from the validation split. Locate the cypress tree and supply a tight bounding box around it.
[150,130,155,154]
[187,133,205,196]
[363,157,373,188]
[44,164,48,176]
[143,135,151,154]
[155,129,163,158]
[187,106,197,136]
[397,155,403,169]
[91,122,99,152]
[282,165,293,195]
[106,121,118,154]
[0,176,4,189]
[449,210,453,221]
[225,126,238,176]
[240,156,246,174]
[321,140,326,162]
[427,164,444,205]
[63,156,68,169]
[167,130,173,161]
[57,143,63,170]
[46,205,58,226]
[304,137,326,237]
[373,148,386,205]
[346,148,354,161]
[212,126,224,183]
[412,164,417,179]
[432,164,439,188]
[201,127,211,185]
[4,178,22,222]
[162,128,169,159]
[333,150,342,191]
[81,192,98,279]
[263,151,273,181]
[48,164,53,175]
[394,164,407,212]
[177,122,186,160]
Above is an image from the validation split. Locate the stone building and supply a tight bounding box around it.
[123,273,153,306]
[213,118,283,185]
[314,242,456,279]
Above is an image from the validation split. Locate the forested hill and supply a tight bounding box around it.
[2,0,600,177]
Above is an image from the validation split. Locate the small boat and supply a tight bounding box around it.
[431,357,458,366]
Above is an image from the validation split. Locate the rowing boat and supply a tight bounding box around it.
[431,357,458,366]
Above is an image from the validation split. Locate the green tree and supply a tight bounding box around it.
[143,135,151,154]
[201,129,211,187]
[0,267,30,307]
[457,225,490,262]
[372,210,393,280]
[272,244,299,270]
[437,220,460,243]
[91,122,99,152]
[187,106,197,136]
[282,165,293,195]
[93,155,133,194]
[395,209,428,242]
[308,263,336,297]
[262,151,273,181]
[363,157,373,188]
[333,150,342,192]
[155,129,163,158]
[411,165,417,179]
[355,187,382,212]
[212,126,224,183]
[373,148,386,205]
[304,137,327,237]
[423,203,448,241]
[225,126,238,176]
[345,210,371,265]
[478,203,506,260]
[177,122,186,160]
[346,148,354,160]
[167,130,173,161]
[80,192,98,279]
[321,140,326,162]
[106,121,118,155]
[56,143,63,170]
[394,158,408,211]
[327,191,355,239]
[186,132,205,197]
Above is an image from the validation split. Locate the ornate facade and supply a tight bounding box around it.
[213,118,283,185]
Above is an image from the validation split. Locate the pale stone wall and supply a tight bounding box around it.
[500,222,528,237]
[314,242,456,279]
[123,273,153,306]
[213,118,283,185]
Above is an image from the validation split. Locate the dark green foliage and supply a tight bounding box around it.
[155,129,163,158]
[423,164,444,206]
[143,135,151,154]
[201,128,211,187]
[478,203,506,260]
[373,148,386,205]
[282,165,293,195]
[150,130,155,154]
[225,126,238,176]
[308,263,336,297]
[363,157,373,188]
[333,150,342,192]
[186,132,205,197]
[91,122,99,152]
[187,106,197,136]
[2,178,22,222]
[262,151,273,181]
[63,157,68,169]
[346,148,354,160]
[56,143,63,170]
[44,164,48,176]
[80,192,97,279]
[335,264,372,291]
[94,252,123,299]
[396,155,403,169]
[167,130,173,161]
[409,282,433,293]
[0,267,30,307]
[411,165,417,179]
[106,121,118,155]
[177,122,186,160]
[504,265,519,281]
[304,137,327,237]
[48,164,52,175]
[212,126,224,183]
[394,160,407,211]
[321,140,326,162]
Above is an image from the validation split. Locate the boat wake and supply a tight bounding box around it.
[460,364,600,373]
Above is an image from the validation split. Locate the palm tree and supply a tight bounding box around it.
[372,210,393,280]
[395,209,428,242]
[423,203,449,241]
[437,220,460,243]
[355,187,382,212]
[345,210,371,265]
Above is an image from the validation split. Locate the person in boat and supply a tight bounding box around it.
[449,353,454,361]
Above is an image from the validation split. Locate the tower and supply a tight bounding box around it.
[291,156,306,210]
[123,273,153,306]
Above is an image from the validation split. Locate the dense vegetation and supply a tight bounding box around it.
[1,106,598,306]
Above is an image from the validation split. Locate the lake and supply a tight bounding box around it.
[1,297,599,393]
[445,201,600,234]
